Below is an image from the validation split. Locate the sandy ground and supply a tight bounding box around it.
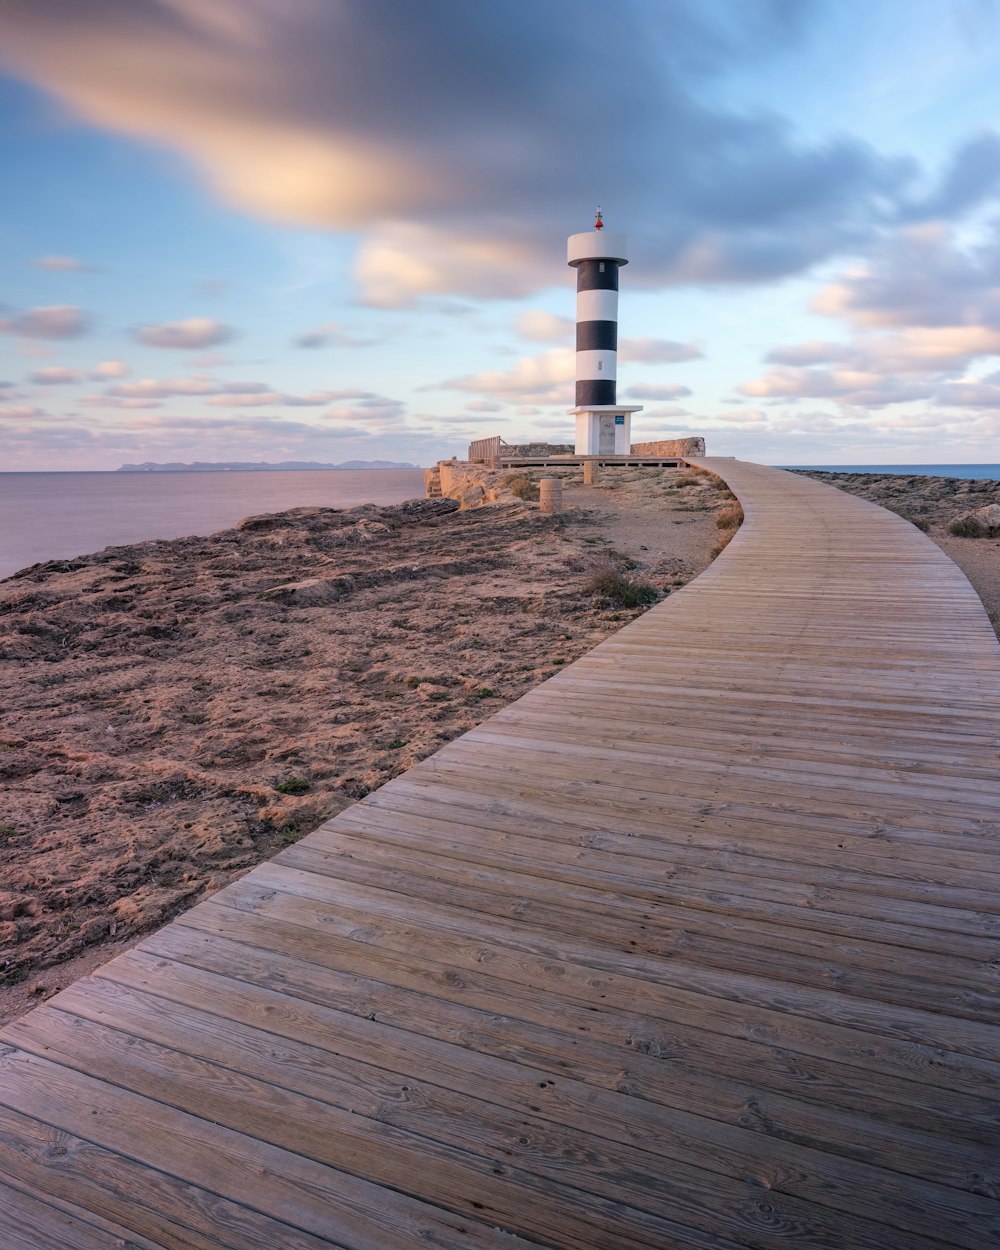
[0,465,729,1024]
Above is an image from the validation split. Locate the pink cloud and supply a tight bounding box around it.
[135,318,233,349]
[29,366,86,384]
[0,305,89,339]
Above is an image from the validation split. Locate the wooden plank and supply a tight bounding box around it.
[0,1175,169,1250]
[328,799,1000,932]
[91,947,999,1189]
[0,1025,780,1250]
[0,1094,355,1250]
[0,1048,549,1250]
[5,1003,991,1250]
[1,457,999,1249]
[121,935,1000,1148]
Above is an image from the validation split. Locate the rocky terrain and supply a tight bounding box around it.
[0,466,728,1021]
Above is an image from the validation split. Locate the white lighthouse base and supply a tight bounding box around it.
[570,405,643,456]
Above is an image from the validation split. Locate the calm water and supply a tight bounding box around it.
[784,463,1000,479]
[0,469,427,580]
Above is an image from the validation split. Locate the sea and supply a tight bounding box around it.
[2,463,998,583]
[0,468,428,581]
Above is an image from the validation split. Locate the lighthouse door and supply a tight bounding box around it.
[598,415,616,454]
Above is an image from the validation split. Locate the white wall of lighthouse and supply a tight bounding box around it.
[567,214,641,456]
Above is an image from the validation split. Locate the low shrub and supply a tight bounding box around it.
[715,502,744,530]
[949,515,986,538]
[584,560,658,608]
[710,526,741,560]
[274,777,310,795]
[887,508,930,532]
[506,473,539,501]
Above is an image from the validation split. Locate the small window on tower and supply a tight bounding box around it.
[598,361,603,370]
[599,262,606,273]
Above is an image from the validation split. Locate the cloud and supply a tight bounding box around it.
[135,318,233,349]
[0,305,88,339]
[626,383,693,400]
[464,400,504,412]
[811,223,1000,329]
[765,341,852,366]
[29,361,130,385]
[439,342,701,405]
[716,407,768,423]
[0,405,45,420]
[195,277,228,298]
[107,376,227,399]
[737,368,934,406]
[0,1,926,305]
[81,395,163,410]
[90,375,360,409]
[322,395,406,425]
[515,310,574,343]
[206,390,337,407]
[29,366,86,384]
[294,326,337,349]
[763,326,1000,376]
[864,326,1000,371]
[619,338,703,364]
[936,372,1000,408]
[292,321,374,348]
[439,348,575,402]
[32,254,94,272]
[900,131,1000,221]
[639,405,691,420]
[356,224,545,308]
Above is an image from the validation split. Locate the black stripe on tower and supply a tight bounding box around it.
[576,320,617,352]
[576,379,617,406]
[576,259,620,292]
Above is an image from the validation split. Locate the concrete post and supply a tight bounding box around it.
[583,461,599,486]
[539,477,563,515]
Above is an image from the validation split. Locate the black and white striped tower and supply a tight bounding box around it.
[568,209,641,456]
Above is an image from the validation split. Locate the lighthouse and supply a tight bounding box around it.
[568,209,641,455]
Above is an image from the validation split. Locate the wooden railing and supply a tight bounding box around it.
[468,435,502,464]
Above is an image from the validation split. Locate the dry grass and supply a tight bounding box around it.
[583,558,659,608]
[709,503,744,559]
[505,473,540,501]
[886,506,930,532]
[714,501,744,531]
[948,515,991,538]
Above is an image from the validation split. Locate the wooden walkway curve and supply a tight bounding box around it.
[1,459,999,1249]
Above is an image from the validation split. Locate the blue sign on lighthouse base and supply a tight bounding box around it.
[570,404,642,455]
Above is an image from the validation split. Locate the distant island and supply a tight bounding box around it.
[116,459,418,472]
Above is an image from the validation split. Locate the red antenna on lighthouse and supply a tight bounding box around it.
[594,207,604,231]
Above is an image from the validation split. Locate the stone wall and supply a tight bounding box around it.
[630,437,706,456]
[502,442,574,457]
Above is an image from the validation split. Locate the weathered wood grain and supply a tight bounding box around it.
[1,458,998,1248]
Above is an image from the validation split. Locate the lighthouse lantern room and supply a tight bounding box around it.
[567,210,641,456]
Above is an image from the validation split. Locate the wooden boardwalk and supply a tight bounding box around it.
[1,459,999,1249]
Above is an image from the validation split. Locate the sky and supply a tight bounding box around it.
[4,1,1000,469]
